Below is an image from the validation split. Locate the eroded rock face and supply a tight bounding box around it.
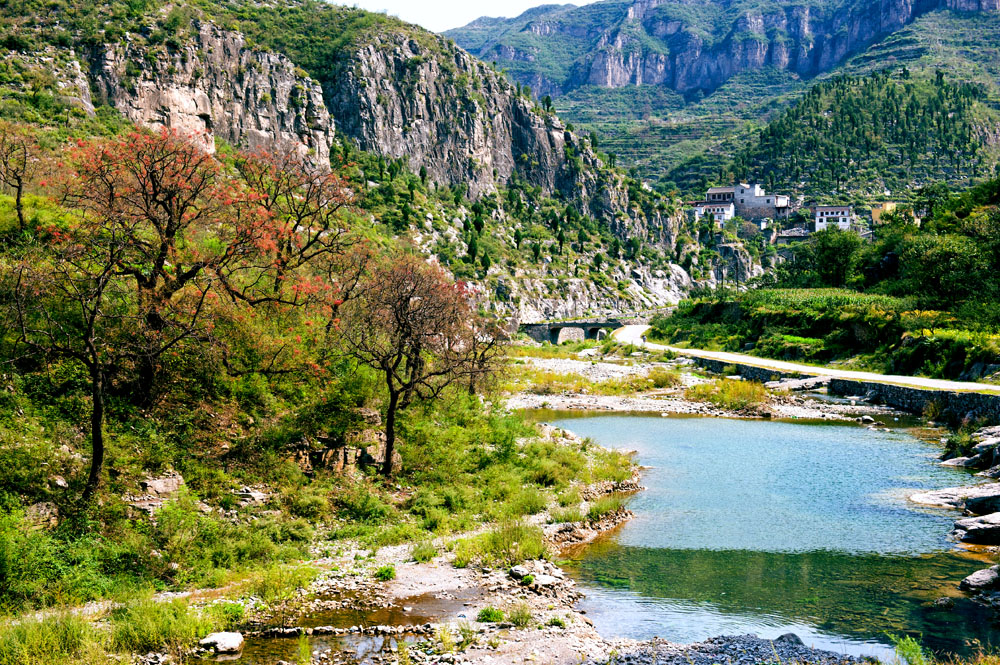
[87,22,334,170]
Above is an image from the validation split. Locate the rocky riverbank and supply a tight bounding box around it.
[509,356,899,422]
[909,425,1000,606]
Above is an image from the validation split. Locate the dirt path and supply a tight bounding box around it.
[614,325,1000,394]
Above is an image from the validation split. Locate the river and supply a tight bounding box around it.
[549,413,999,660]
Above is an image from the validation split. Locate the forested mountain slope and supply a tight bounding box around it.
[671,68,1000,198]
[448,1,1000,194]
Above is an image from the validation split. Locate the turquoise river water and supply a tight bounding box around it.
[548,413,1000,660]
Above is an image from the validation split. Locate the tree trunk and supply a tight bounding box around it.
[14,177,24,232]
[382,389,399,478]
[81,369,105,504]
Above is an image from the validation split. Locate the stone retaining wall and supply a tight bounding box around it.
[828,379,1000,424]
[692,357,807,384]
[691,356,1000,424]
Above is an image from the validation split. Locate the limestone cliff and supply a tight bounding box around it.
[450,0,998,97]
[324,30,665,243]
[86,22,334,170]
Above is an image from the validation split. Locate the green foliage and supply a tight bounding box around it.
[507,601,532,628]
[586,495,625,522]
[410,541,437,563]
[452,521,547,569]
[548,505,584,523]
[684,379,770,412]
[107,597,213,654]
[890,634,930,665]
[476,607,504,623]
[374,564,396,581]
[723,69,999,198]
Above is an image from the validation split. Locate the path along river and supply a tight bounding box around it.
[549,413,1000,661]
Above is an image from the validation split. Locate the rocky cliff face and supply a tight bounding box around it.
[452,0,997,97]
[86,22,334,170]
[77,20,668,244]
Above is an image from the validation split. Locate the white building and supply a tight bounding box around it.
[814,205,856,231]
[693,201,735,225]
[706,183,790,220]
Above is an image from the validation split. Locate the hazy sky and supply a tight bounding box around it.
[342,1,601,33]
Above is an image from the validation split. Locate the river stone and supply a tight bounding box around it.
[910,483,1000,510]
[774,633,804,645]
[964,494,1000,516]
[942,456,981,468]
[960,566,1000,592]
[509,565,531,580]
[199,632,243,653]
[533,574,559,587]
[953,512,1000,544]
[973,439,1000,454]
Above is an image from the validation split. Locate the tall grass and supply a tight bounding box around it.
[685,379,770,411]
[0,598,223,665]
[452,521,548,568]
[0,613,101,665]
[586,496,625,522]
[108,597,214,654]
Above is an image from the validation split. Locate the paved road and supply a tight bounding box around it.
[614,324,1000,394]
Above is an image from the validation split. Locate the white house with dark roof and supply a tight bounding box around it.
[814,205,856,231]
[704,183,791,220]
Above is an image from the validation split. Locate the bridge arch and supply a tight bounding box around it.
[553,327,585,345]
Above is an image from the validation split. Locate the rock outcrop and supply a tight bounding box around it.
[325,30,662,239]
[87,22,334,170]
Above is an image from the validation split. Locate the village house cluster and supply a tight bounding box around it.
[686,182,909,244]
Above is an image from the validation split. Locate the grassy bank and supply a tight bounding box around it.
[651,289,1000,382]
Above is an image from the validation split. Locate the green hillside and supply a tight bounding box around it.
[673,67,1000,199]
[448,5,1000,198]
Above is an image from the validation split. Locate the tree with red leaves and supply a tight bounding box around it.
[338,255,505,477]
[5,129,360,504]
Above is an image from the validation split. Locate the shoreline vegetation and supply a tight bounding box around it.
[5,334,967,665]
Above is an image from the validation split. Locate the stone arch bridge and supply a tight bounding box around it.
[520,318,627,345]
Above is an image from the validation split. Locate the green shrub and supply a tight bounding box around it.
[336,486,393,524]
[520,574,534,585]
[505,487,547,516]
[508,601,532,628]
[243,565,318,605]
[476,607,504,623]
[684,379,770,412]
[374,564,396,581]
[648,367,682,389]
[889,635,929,665]
[411,541,437,563]
[546,616,566,628]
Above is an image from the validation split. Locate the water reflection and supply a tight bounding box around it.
[549,413,999,658]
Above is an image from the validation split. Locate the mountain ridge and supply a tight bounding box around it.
[447,0,999,99]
